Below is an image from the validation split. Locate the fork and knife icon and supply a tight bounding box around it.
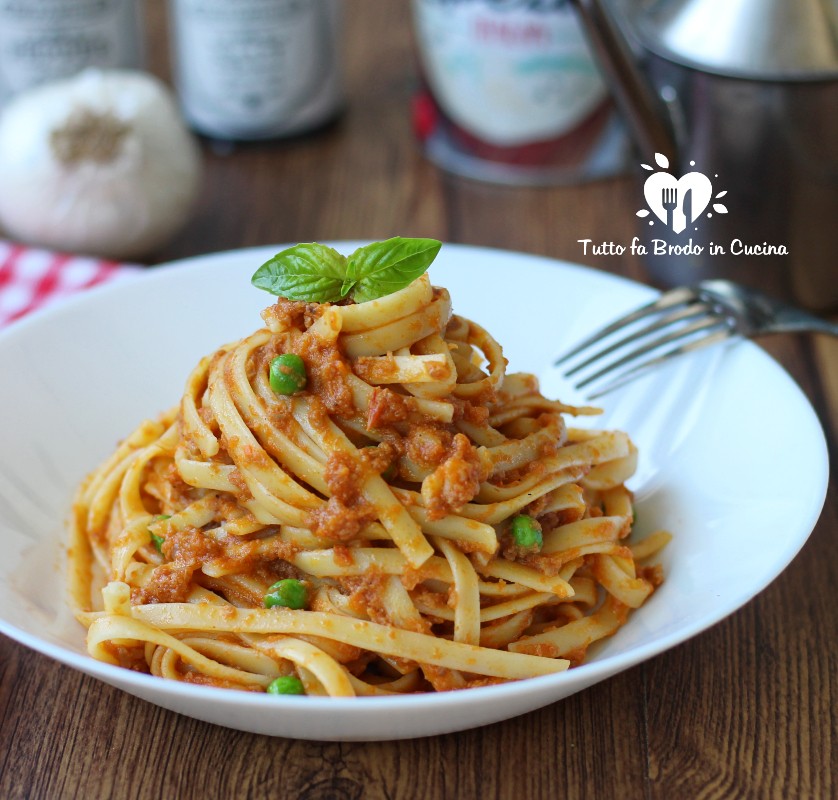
[661,187,693,231]
[642,167,715,232]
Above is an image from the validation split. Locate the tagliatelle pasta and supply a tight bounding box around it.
[69,266,670,697]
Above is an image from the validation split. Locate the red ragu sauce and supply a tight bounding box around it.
[410,0,630,184]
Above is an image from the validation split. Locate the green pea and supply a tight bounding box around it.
[264,578,308,609]
[510,514,542,549]
[266,675,305,695]
[149,515,170,553]
[269,353,307,395]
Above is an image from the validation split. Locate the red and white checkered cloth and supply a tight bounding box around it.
[0,240,141,328]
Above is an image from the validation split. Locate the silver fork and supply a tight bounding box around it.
[661,187,677,229]
[555,279,838,398]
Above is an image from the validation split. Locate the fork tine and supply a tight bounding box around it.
[586,329,737,398]
[576,315,728,389]
[564,301,712,378]
[554,286,697,366]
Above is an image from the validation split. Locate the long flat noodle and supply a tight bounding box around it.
[508,594,628,658]
[485,413,564,475]
[68,502,96,613]
[177,637,283,680]
[394,468,582,525]
[401,333,458,399]
[381,575,426,631]
[475,560,574,598]
[456,418,506,447]
[434,537,480,645]
[582,443,638,491]
[347,670,423,696]
[475,433,629,504]
[541,516,627,554]
[69,266,669,697]
[291,549,452,581]
[475,467,585,504]
[479,592,559,623]
[81,417,170,513]
[630,530,673,561]
[403,505,498,554]
[87,615,274,688]
[449,317,505,399]
[353,354,453,384]
[226,331,331,495]
[292,396,434,567]
[261,637,355,697]
[538,431,631,476]
[337,273,433,332]
[119,423,179,525]
[480,611,533,650]
[590,554,653,608]
[601,485,632,518]
[341,290,452,357]
[418,585,563,629]
[180,354,219,458]
[346,374,454,424]
[476,579,532,598]
[127,604,570,679]
[540,483,586,516]
[148,494,219,538]
[174,453,239,492]
[209,352,322,511]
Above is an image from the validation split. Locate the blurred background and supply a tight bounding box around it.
[0,1,647,270]
[146,0,643,267]
[1,0,835,305]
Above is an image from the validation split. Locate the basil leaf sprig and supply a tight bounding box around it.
[251,237,442,304]
[343,237,442,303]
[251,242,347,303]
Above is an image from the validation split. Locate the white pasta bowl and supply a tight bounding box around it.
[0,244,828,740]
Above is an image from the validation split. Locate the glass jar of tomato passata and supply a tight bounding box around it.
[411,0,630,185]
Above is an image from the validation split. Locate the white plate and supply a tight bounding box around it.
[0,244,828,740]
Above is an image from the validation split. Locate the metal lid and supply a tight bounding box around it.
[632,0,838,79]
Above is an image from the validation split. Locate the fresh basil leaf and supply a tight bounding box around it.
[347,237,441,303]
[340,273,357,299]
[251,243,348,302]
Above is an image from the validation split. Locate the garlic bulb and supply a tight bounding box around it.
[0,69,201,260]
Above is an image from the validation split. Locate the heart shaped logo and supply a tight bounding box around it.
[637,154,728,233]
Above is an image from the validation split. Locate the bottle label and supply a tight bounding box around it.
[0,0,142,103]
[413,0,607,146]
[171,0,342,139]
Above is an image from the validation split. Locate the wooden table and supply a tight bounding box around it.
[2,3,836,797]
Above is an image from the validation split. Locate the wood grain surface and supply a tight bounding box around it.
[1,2,835,798]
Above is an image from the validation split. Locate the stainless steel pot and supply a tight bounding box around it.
[570,0,838,309]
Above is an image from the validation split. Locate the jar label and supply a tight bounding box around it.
[413,0,607,146]
[171,0,341,138]
[0,0,142,102]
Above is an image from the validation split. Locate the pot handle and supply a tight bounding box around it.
[570,0,679,165]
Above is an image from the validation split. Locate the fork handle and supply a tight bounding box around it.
[767,309,838,337]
